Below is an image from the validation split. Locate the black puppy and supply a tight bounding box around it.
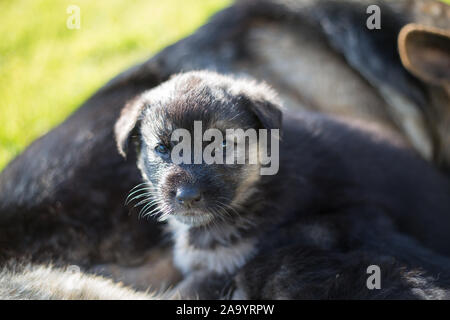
[115,71,450,299]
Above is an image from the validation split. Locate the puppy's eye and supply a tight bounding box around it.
[154,144,170,156]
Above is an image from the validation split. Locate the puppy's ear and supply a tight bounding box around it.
[114,96,145,157]
[398,24,450,88]
[239,91,282,130]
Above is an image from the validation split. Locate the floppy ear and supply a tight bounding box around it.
[114,96,145,158]
[398,24,450,88]
[248,98,282,130]
[238,90,283,130]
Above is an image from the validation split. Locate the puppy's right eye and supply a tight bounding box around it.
[154,144,170,157]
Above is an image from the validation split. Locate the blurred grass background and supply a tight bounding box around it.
[0,0,449,171]
[0,0,230,170]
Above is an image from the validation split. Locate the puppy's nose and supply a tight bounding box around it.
[175,186,202,207]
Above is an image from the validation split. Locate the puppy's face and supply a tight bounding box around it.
[115,71,281,227]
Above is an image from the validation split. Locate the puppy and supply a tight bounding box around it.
[115,71,450,299]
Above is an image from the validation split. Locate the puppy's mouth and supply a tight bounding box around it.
[171,209,215,227]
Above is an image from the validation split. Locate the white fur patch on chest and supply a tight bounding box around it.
[172,226,257,275]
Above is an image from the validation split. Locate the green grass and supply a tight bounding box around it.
[0,0,448,171]
[0,0,230,170]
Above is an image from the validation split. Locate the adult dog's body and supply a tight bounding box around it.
[0,0,449,299]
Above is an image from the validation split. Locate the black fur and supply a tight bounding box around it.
[308,0,428,106]
[236,246,449,299]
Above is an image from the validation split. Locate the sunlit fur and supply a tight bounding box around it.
[0,263,156,300]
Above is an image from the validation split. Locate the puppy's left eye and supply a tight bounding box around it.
[154,144,170,156]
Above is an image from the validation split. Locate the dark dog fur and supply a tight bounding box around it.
[115,70,450,299]
[0,0,449,298]
[235,246,449,299]
[0,0,446,265]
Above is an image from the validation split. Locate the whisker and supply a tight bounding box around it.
[133,196,155,208]
[143,205,162,219]
[127,192,152,205]
[125,187,153,205]
[213,202,232,223]
[129,182,149,191]
[138,200,160,218]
